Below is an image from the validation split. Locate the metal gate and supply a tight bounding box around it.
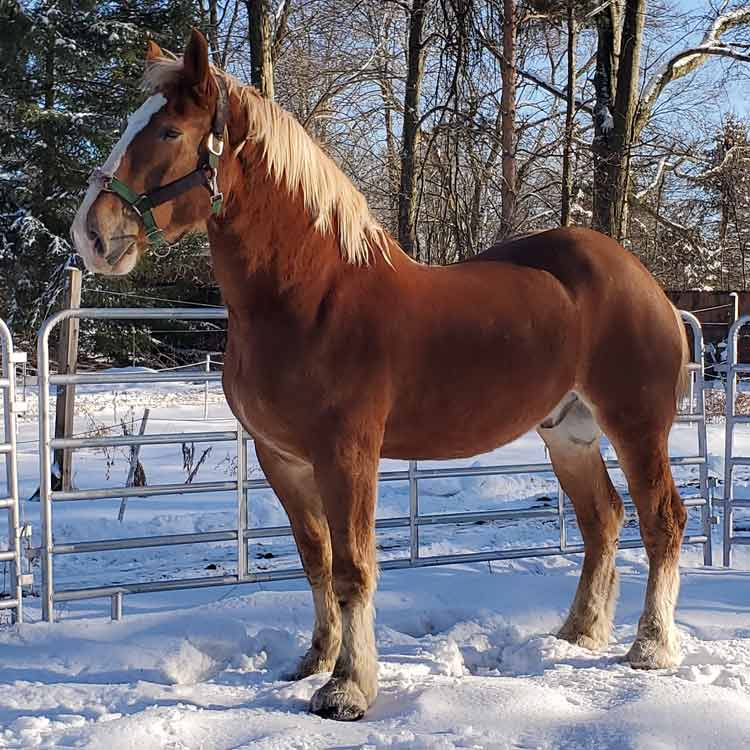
[722,313,750,566]
[36,308,713,621]
[1,319,26,623]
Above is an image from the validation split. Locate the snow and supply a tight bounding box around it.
[2,378,750,748]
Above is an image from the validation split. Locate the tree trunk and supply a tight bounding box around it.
[206,0,220,62]
[377,60,399,226]
[560,1,576,226]
[398,0,428,259]
[246,0,275,99]
[592,0,644,241]
[591,1,620,235]
[499,0,517,239]
[607,0,646,240]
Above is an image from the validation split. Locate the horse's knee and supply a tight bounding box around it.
[332,566,375,608]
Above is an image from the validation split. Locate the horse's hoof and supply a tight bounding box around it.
[284,649,336,681]
[310,677,368,721]
[557,626,608,652]
[624,637,680,669]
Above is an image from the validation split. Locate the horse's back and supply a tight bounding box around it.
[381,226,683,457]
[472,226,642,294]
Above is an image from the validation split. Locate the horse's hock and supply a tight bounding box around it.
[1,307,711,623]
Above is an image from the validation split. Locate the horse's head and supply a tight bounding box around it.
[71,30,227,275]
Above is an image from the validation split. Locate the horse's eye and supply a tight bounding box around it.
[162,128,182,141]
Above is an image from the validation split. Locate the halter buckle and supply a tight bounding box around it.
[90,167,111,189]
[207,132,224,157]
[210,193,224,214]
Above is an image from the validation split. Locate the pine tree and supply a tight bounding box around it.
[0,0,204,354]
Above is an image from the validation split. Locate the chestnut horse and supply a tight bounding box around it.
[72,30,690,721]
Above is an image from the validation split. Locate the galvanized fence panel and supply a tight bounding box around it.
[722,313,750,566]
[37,308,713,621]
[1,319,26,623]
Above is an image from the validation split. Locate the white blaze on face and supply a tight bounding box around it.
[71,94,167,268]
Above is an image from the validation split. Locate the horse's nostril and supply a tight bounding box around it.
[92,234,105,258]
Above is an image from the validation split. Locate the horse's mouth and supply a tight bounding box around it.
[104,235,139,267]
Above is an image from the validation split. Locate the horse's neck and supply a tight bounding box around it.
[208,145,341,323]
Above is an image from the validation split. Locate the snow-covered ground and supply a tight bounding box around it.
[1,378,750,749]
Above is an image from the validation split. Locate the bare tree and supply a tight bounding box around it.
[499,0,518,238]
[560,1,576,226]
[399,0,430,258]
[246,0,275,98]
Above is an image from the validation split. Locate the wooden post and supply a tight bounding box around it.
[53,266,82,491]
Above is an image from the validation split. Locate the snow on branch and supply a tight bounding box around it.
[629,191,699,244]
[673,144,750,184]
[635,144,750,201]
[635,8,750,137]
[634,156,673,200]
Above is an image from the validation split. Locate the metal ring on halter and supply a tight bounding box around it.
[207,132,224,157]
[150,237,172,258]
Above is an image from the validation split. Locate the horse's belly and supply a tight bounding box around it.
[381,381,568,460]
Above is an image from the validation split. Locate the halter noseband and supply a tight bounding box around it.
[99,75,229,253]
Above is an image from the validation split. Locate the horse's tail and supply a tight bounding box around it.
[672,304,691,406]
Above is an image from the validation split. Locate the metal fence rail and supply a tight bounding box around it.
[37,308,713,621]
[1,319,25,623]
[722,313,750,566]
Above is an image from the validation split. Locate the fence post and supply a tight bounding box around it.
[408,460,419,562]
[53,267,81,491]
[730,291,739,326]
[558,483,567,552]
[111,592,123,621]
[1,321,23,623]
[236,425,248,580]
[723,317,740,567]
[203,354,210,420]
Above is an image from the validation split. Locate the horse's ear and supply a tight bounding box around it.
[183,28,212,100]
[145,39,163,61]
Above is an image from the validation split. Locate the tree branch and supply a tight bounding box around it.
[480,32,595,116]
[635,8,750,137]
[629,193,699,244]
[672,144,750,183]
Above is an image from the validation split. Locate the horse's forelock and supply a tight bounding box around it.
[141,56,184,95]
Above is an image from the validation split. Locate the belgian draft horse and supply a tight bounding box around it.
[72,30,690,721]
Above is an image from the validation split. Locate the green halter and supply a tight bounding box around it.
[101,76,229,254]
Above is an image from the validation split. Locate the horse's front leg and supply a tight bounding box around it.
[255,440,341,678]
[309,434,380,721]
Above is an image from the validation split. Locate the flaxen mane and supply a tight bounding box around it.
[143,57,391,266]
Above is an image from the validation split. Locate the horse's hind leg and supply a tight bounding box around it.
[603,425,686,668]
[255,441,341,678]
[539,396,624,650]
